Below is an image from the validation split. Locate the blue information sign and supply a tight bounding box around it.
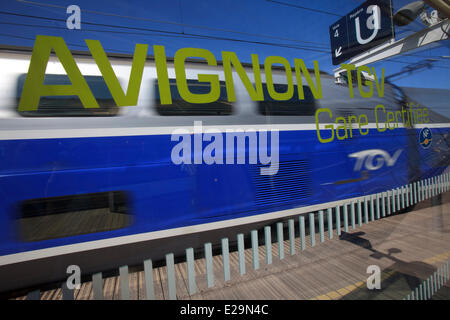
[329,0,394,65]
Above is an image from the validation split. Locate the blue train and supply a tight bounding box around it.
[0,44,448,293]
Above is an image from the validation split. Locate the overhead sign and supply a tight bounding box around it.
[329,0,394,65]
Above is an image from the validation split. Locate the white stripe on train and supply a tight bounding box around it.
[0,192,393,266]
[0,123,448,140]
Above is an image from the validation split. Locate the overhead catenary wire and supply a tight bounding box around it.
[0,11,331,54]
[0,32,132,54]
[15,0,330,47]
[0,21,328,57]
[265,0,342,17]
[2,19,448,71]
[385,58,450,70]
[2,4,448,70]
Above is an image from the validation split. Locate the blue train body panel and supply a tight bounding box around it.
[1,126,446,256]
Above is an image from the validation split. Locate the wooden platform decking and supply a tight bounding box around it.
[14,193,450,300]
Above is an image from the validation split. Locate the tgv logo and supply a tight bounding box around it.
[349,149,402,171]
[355,5,381,45]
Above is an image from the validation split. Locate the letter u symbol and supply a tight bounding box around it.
[355,5,380,45]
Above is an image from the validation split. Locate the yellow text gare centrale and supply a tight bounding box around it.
[315,104,430,143]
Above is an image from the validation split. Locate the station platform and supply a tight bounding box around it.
[14,192,450,300]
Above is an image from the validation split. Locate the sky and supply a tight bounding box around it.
[0,0,449,89]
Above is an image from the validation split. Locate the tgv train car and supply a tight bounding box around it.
[0,44,448,293]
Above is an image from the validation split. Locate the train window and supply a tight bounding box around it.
[154,79,233,115]
[16,74,119,117]
[17,191,132,242]
[258,84,316,116]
